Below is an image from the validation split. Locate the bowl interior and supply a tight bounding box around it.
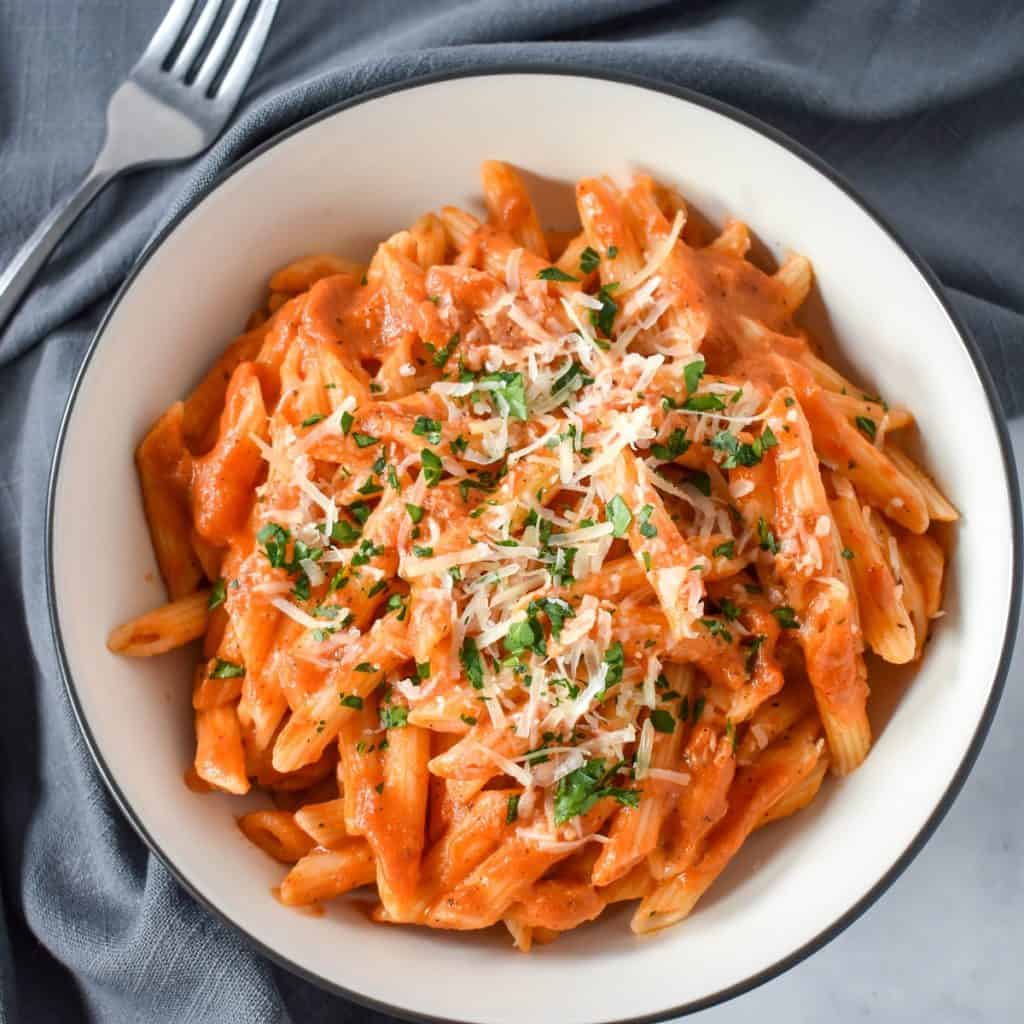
[50,72,1017,1024]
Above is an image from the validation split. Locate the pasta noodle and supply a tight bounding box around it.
[109,162,953,944]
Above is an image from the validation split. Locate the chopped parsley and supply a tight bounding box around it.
[427,333,459,369]
[579,246,601,274]
[420,448,443,487]
[339,693,364,710]
[603,641,625,689]
[700,618,733,644]
[504,618,545,658]
[352,432,379,448]
[208,578,226,611]
[590,284,619,337]
[712,540,735,559]
[300,413,324,428]
[256,523,290,569]
[537,266,578,282]
[405,503,424,524]
[683,393,726,412]
[340,410,354,435]
[650,708,675,734]
[772,606,800,629]
[637,504,658,538]
[350,538,384,567]
[606,495,632,537]
[757,517,779,554]
[348,501,371,525]
[554,759,638,824]
[855,416,877,441]
[380,705,409,729]
[651,428,690,462]
[709,425,778,469]
[460,636,484,689]
[331,519,362,545]
[841,547,855,560]
[480,371,528,420]
[386,593,407,620]
[210,659,244,679]
[506,793,520,824]
[354,662,379,673]
[552,361,594,397]
[412,416,442,444]
[526,596,575,640]
[412,545,434,557]
[683,357,706,395]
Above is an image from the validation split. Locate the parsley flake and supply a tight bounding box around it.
[460,636,484,689]
[606,495,632,537]
[208,578,226,611]
[683,357,706,395]
[554,759,638,824]
[579,246,600,274]
[651,428,690,462]
[380,705,409,729]
[420,448,443,487]
[650,708,675,734]
[771,606,800,629]
[210,659,244,679]
[537,266,578,282]
[412,416,442,444]
[506,793,520,824]
[856,416,877,441]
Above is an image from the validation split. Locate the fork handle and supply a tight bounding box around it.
[0,163,118,334]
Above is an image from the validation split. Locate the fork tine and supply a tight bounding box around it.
[169,0,227,79]
[193,0,256,94]
[137,0,198,68]
[197,0,278,102]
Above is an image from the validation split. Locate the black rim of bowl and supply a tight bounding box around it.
[44,64,1023,1024]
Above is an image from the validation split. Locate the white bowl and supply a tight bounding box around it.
[46,69,1021,1023]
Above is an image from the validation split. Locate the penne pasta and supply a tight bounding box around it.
[481,161,549,259]
[110,162,953,948]
[237,809,316,864]
[194,705,249,795]
[107,589,210,656]
[293,797,349,850]
[278,842,376,905]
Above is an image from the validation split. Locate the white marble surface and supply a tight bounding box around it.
[690,417,1024,1023]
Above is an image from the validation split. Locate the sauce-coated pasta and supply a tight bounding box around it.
[109,163,953,945]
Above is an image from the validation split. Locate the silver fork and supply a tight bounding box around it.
[0,0,280,333]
